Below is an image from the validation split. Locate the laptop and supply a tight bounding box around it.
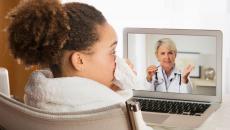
[123,28,222,128]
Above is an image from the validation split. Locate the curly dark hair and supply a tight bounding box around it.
[7,0,106,76]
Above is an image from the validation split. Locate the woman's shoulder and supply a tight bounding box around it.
[24,69,127,112]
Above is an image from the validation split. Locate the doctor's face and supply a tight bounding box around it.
[156,44,176,71]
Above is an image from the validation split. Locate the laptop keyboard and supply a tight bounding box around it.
[134,97,210,116]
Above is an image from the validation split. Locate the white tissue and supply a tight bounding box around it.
[113,57,143,90]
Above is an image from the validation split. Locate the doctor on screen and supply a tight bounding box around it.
[146,38,194,93]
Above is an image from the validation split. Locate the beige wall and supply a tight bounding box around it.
[0,0,34,102]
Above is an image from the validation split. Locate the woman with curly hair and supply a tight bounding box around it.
[7,0,143,113]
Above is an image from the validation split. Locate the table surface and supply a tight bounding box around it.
[150,94,230,130]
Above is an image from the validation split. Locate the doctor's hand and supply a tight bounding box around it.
[146,65,158,82]
[182,64,195,83]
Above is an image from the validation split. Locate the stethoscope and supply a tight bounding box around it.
[153,69,182,92]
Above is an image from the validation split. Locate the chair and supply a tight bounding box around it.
[0,92,132,130]
[0,68,10,97]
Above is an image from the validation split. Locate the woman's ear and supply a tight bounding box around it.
[70,52,84,71]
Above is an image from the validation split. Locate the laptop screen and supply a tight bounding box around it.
[123,28,222,97]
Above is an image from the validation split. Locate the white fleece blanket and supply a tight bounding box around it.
[24,57,143,112]
[24,70,133,112]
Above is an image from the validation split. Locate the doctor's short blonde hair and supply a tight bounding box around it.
[155,38,177,55]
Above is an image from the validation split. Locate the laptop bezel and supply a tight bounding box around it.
[123,28,222,103]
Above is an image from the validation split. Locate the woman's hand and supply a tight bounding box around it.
[182,64,194,83]
[146,65,158,82]
[125,59,137,75]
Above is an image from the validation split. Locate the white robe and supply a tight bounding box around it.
[24,69,133,112]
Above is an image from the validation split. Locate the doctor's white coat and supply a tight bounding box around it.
[149,66,192,93]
